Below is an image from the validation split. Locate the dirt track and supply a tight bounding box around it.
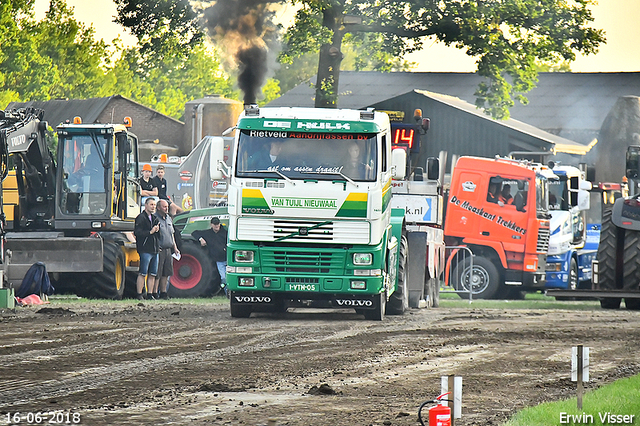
[0,298,638,426]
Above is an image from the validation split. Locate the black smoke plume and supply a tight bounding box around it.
[236,45,269,104]
[203,0,281,104]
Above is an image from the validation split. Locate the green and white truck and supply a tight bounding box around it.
[213,106,410,320]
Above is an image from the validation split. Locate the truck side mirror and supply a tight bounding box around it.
[426,157,439,181]
[391,148,406,180]
[209,136,226,180]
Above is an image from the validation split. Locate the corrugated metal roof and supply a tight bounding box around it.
[413,90,592,155]
[6,95,184,127]
[7,96,115,127]
[268,71,640,141]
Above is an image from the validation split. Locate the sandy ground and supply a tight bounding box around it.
[0,298,638,426]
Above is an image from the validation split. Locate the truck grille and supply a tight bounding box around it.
[537,228,550,253]
[262,249,346,274]
[237,218,370,244]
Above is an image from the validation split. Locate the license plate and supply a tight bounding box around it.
[287,283,318,291]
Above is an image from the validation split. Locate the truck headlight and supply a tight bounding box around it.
[238,277,254,287]
[546,263,562,272]
[353,253,372,265]
[350,280,366,289]
[235,250,255,262]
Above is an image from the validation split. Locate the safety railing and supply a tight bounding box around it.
[439,246,475,303]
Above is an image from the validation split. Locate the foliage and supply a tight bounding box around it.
[0,0,236,123]
[110,45,237,120]
[113,0,203,64]
[281,0,605,118]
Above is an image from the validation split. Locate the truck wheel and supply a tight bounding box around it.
[568,258,579,291]
[428,276,440,308]
[364,292,386,321]
[624,298,640,310]
[452,256,500,299]
[79,240,125,299]
[387,236,408,315]
[598,207,622,309]
[168,242,215,298]
[230,293,252,318]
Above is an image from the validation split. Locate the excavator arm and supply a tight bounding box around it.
[0,108,56,230]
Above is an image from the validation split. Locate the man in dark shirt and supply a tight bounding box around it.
[192,217,228,295]
[139,164,158,196]
[151,165,183,216]
[134,197,160,300]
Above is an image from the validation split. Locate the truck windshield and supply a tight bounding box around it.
[547,178,568,211]
[59,133,108,215]
[235,130,377,181]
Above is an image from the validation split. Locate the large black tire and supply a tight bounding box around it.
[624,298,640,310]
[364,291,386,321]
[427,276,440,308]
[387,236,408,315]
[79,240,125,299]
[123,272,139,299]
[229,292,252,318]
[452,256,500,299]
[598,207,622,309]
[168,242,216,298]
[568,258,578,290]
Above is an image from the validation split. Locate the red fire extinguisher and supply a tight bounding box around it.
[418,392,451,426]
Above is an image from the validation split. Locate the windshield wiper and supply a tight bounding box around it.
[275,220,333,242]
[300,170,358,187]
[248,169,295,185]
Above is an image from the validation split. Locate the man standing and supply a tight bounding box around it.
[139,164,158,198]
[152,165,183,216]
[153,199,180,300]
[192,217,228,296]
[134,198,160,300]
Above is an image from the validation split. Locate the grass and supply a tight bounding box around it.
[503,373,640,425]
[438,289,602,310]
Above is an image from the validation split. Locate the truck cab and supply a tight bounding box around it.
[221,106,408,319]
[545,164,595,290]
[444,156,551,298]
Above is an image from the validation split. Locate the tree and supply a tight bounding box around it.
[280,0,605,119]
[113,0,203,64]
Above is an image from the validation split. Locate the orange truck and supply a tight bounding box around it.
[443,156,552,299]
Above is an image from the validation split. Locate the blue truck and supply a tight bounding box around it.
[545,164,597,290]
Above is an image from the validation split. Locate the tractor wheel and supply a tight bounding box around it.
[452,256,500,299]
[598,207,622,309]
[168,242,215,298]
[387,235,408,315]
[79,240,125,299]
[364,291,386,321]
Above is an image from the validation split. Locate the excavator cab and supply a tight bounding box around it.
[55,119,141,234]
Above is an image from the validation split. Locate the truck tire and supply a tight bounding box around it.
[229,292,252,318]
[569,258,579,291]
[598,207,622,309]
[625,298,640,310]
[79,240,125,300]
[452,256,500,299]
[169,242,215,298]
[364,291,386,321]
[124,272,139,299]
[387,236,408,315]
[427,276,440,308]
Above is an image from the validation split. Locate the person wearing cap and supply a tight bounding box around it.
[192,217,228,296]
[151,164,183,216]
[140,164,158,198]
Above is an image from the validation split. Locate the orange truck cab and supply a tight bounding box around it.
[444,156,551,299]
